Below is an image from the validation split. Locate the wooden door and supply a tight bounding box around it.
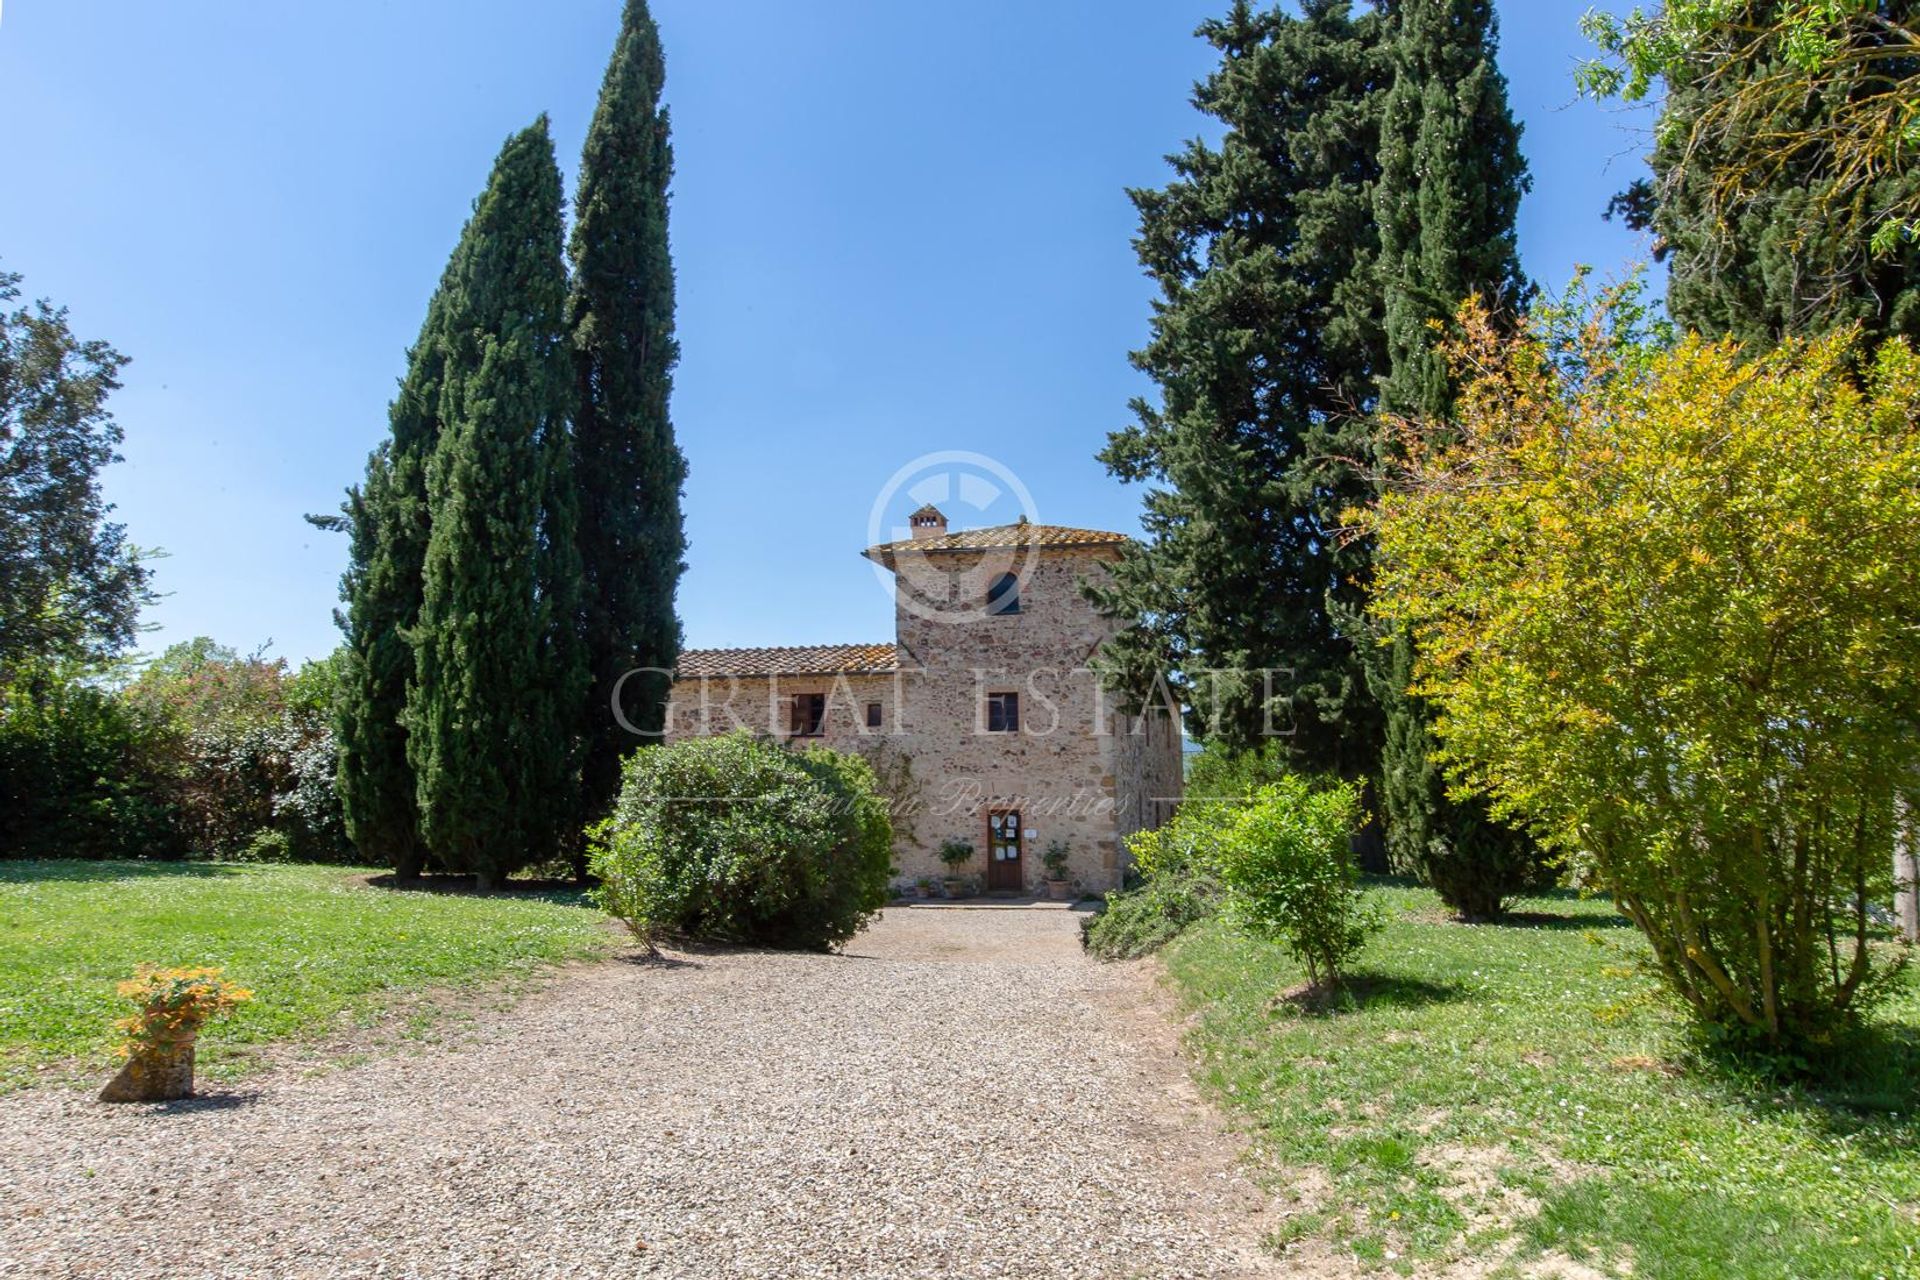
[987,810,1023,891]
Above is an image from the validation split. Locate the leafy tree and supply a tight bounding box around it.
[1582,1,1920,270]
[589,731,893,952]
[284,647,346,724]
[1584,1,1919,349]
[125,637,336,859]
[129,637,284,733]
[1091,0,1391,774]
[569,0,688,843]
[0,267,152,682]
[1367,0,1539,918]
[126,639,296,860]
[1365,292,1920,1047]
[406,119,586,890]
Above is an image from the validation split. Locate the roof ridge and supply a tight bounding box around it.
[674,641,900,680]
[679,641,892,653]
[862,521,1131,562]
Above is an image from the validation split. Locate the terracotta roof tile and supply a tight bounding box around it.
[674,643,898,679]
[863,520,1129,564]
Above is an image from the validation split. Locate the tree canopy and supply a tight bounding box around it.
[1584,1,1920,345]
[0,267,151,682]
[1091,0,1390,771]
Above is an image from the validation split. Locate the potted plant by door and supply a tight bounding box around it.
[1041,840,1073,901]
[937,838,975,899]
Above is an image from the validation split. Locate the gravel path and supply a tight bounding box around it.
[0,905,1285,1279]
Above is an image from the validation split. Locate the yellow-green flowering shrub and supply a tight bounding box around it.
[1363,296,1920,1047]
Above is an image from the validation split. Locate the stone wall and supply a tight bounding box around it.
[1109,707,1186,880]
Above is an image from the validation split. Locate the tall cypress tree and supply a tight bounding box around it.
[333,245,464,879]
[407,118,584,889]
[1374,0,1529,420]
[1368,0,1537,917]
[1092,0,1390,776]
[569,0,687,833]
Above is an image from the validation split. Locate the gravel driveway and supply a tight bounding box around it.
[0,905,1284,1279]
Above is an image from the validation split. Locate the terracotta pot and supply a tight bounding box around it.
[941,876,969,899]
[1045,879,1072,902]
[100,1032,197,1103]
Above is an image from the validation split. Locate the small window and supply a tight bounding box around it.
[865,701,883,728]
[985,691,1020,733]
[788,693,826,737]
[986,572,1021,616]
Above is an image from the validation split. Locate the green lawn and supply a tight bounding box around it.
[0,861,616,1092]
[1161,882,1920,1279]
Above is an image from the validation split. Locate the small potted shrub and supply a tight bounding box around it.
[1041,840,1073,901]
[100,966,252,1103]
[937,838,975,899]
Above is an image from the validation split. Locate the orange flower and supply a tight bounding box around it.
[115,966,252,1055]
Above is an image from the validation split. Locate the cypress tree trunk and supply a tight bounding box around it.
[408,118,583,887]
[1368,0,1538,918]
[569,0,687,852]
[335,239,466,878]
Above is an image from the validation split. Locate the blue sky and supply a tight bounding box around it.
[0,1,1657,667]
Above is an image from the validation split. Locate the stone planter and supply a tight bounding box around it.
[100,1031,197,1103]
[941,876,970,899]
[1045,878,1072,901]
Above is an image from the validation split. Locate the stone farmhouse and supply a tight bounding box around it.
[665,506,1184,894]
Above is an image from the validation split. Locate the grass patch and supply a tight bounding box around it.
[0,860,615,1091]
[1162,881,1920,1277]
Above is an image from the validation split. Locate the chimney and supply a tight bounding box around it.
[909,504,948,541]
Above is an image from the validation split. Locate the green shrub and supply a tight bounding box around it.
[0,663,181,860]
[1087,769,1382,971]
[0,645,351,866]
[1084,793,1234,959]
[783,743,896,946]
[1184,740,1291,802]
[1214,776,1380,993]
[1082,866,1220,960]
[235,829,293,864]
[1401,806,1557,924]
[587,732,892,952]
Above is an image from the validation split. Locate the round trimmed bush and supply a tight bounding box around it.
[588,731,893,952]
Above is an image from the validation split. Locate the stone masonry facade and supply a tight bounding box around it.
[664,508,1183,894]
